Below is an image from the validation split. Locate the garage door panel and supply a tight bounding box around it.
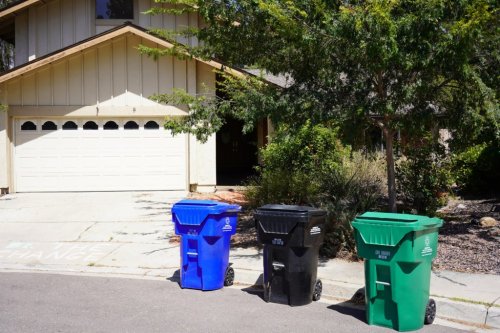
[14,118,187,192]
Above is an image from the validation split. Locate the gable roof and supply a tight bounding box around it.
[0,22,246,84]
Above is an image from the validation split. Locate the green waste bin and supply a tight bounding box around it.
[352,212,443,332]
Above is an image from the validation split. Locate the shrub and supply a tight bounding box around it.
[452,142,500,195]
[396,139,452,216]
[245,169,320,207]
[259,121,348,175]
[245,123,386,257]
[318,152,386,256]
[245,121,349,207]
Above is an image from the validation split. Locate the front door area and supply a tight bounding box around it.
[216,117,258,186]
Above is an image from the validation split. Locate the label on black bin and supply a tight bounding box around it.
[272,238,284,246]
[310,226,321,235]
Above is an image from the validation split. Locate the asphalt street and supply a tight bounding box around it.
[0,272,467,333]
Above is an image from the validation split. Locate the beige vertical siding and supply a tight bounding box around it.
[111,38,127,105]
[83,49,97,105]
[14,13,29,65]
[141,39,159,100]
[5,34,203,108]
[158,51,174,95]
[13,0,201,67]
[0,111,8,188]
[189,61,217,190]
[137,0,198,45]
[52,61,67,105]
[68,55,83,105]
[14,0,92,65]
[97,43,113,104]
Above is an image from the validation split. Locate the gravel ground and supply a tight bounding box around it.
[433,198,500,275]
[190,191,500,275]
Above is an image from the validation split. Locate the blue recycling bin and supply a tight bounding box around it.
[172,199,241,290]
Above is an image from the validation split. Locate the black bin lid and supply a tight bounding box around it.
[256,204,326,221]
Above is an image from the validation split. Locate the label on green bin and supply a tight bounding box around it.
[421,236,433,256]
[375,250,391,260]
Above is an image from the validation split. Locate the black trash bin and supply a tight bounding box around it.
[255,204,326,306]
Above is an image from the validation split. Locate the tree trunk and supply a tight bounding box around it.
[384,127,397,212]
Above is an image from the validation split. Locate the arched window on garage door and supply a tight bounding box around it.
[124,121,139,130]
[83,121,98,130]
[42,121,57,131]
[103,121,119,130]
[21,121,37,131]
[62,121,78,130]
[144,121,160,130]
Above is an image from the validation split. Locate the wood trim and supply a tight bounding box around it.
[0,0,42,20]
[8,105,189,117]
[128,28,246,78]
[0,24,247,84]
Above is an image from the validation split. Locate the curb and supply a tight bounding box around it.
[233,267,499,330]
[1,263,498,330]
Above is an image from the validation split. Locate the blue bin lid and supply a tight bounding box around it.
[172,199,241,226]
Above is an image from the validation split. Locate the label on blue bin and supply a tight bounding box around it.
[222,217,233,232]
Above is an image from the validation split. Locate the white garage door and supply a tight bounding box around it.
[14,118,187,192]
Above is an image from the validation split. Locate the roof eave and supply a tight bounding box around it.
[0,22,248,85]
[0,0,42,21]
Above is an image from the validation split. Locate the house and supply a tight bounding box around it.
[0,0,266,194]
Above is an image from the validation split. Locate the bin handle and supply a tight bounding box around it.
[272,261,285,271]
[187,252,198,257]
[375,280,390,286]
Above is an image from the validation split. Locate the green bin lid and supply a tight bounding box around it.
[352,212,443,247]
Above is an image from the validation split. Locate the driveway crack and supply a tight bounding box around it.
[75,222,98,242]
[143,247,176,255]
[433,271,467,286]
[485,296,500,325]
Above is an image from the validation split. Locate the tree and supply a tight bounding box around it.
[142,0,499,212]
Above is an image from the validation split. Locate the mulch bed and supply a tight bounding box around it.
[188,191,259,248]
[433,199,500,275]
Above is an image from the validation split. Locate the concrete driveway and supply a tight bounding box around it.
[0,191,186,276]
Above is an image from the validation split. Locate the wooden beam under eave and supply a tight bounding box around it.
[0,24,247,84]
[0,0,42,20]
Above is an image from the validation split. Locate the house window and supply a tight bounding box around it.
[83,121,98,130]
[42,121,57,131]
[144,121,160,130]
[21,121,37,131]
[96,0,133,19]
[124,121,139,130]
[103,121,119,130]
[62,121,78,130]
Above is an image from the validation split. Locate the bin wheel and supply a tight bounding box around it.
[312,280,322,301]
[424,298,436,325]
[224,267,234,287]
